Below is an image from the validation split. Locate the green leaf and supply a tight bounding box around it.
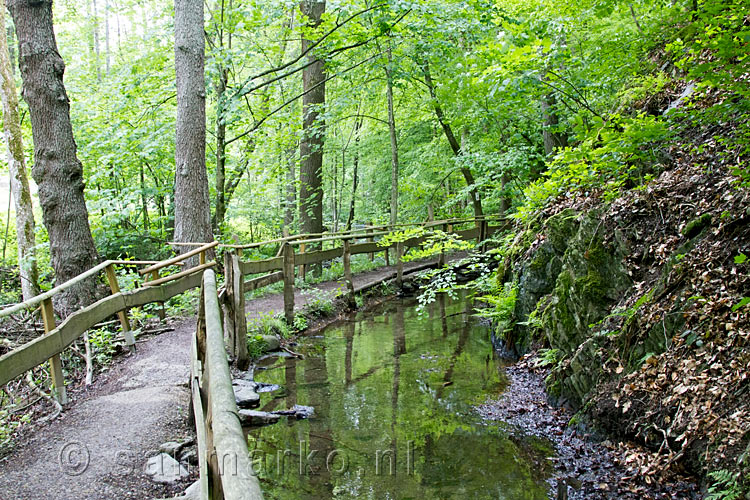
[731,297,750,312]
[734,253,747,264]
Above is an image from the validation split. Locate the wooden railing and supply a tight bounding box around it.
[0,216,502,499]
[221,215,504,368]
[191,269,263,500]
[0,242,218,404]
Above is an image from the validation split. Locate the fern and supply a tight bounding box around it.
[706,470,743,500]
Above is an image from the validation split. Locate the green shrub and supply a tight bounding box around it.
[248,312,291,338]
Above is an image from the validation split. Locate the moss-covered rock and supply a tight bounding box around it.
[506,209,579,354]
[541,211,631,354]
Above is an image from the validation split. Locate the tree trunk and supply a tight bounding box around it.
[385,41,399,229]
[284,145,297,234]
[541,92,568,158]
[174,0,212,259]
[139,162,149,231]
[332,145,338,232]
[213,66,228,231]
[91,0,101,81]
[0,0,38,301]
[103,0,110,73]
[346,119,360,230]
[499,171,511,214]
[299,0,325,270]
[8,0,100,314]
[6,23,15,76]
[421,59,484,221]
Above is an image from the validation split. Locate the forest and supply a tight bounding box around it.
[0,0,748,499]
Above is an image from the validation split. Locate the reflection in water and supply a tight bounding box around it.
[249,293,552,500]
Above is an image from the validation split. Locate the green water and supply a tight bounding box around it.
[249,293,553,499]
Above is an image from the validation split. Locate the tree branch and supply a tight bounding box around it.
[226,51,385,146]
[230,3,388,100]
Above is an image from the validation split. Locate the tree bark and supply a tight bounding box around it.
[0,0,38,301]
[385,40,399,229]
[284,145,297,234]
[8,0,99,313]
[139,162,149,230]
[90,0,101,81]
[541,92,568,157]
[421,59,484,221]
[299,0,325,257]
[174,0,212,258]
[345,119,360,230]
[103,0,110,73]
[213,65,228,231]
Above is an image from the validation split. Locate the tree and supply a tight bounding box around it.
[421,58,484,222]
[299,0,326,247]
[8,0,99,314]
[174,0,212,254]
[385,39,399,229]
[0,0,37,301]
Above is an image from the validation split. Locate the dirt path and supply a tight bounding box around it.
[0,261,431,500]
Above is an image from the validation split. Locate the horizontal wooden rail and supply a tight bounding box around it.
[209,214,504,251]
[239,256,284,275]
[143,262,216,287]
[140,241,218,275]
[0,260,167,319]
[243,271,284,293]
[295,246,344,266]
[192,270,263,500]
[0,272,203,387]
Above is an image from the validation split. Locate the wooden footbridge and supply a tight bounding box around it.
[0,215,503,500]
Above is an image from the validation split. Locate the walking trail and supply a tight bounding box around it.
[0,261,429,500]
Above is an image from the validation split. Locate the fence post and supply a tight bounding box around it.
[283,243,295,325]
[343,239,355,307]
[231,253,248,369]
[105,264,136,353]
[223,251,236,354]
[150,270,166,320]
[439,223,447,267]
[396,241,404,288]
[367,225,375,262]
[298,242,306,281]
[40,298,68,405]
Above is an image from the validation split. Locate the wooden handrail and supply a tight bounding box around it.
[196,270,264,499]
[222,215,504,251]
[140,241,219,275]
[0,259,169,319]
[143,262,217,287]
[0,271,204,387]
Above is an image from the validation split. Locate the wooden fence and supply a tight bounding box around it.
[0,241,218,403]
[0,216,503,500]
[190,269,263,500]
[222,215,504,369]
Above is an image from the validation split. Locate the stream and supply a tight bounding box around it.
[248,293,554,499]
